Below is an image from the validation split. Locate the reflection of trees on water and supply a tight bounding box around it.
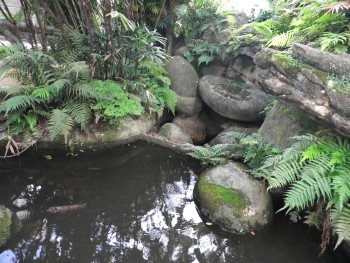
[1,170,234,262]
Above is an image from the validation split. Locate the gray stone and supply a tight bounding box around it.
[173,45,188,57]
[198,75,271,122]
[202,29,231,44]
[196,162,273,234]
[201,64,226,77]
[209,125,258,148]
[0,206,12,246]
[158,123,193,144]
[254,48,350,138]
[259,102,321,149]
[166,56,199,98]
[176,95,203,116]
[293,43,350,79]
[172,115,206,145]
[165,56,202,116]
[13,198,28,208]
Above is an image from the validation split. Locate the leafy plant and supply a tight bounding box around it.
[0,44,96,142]
[174,0,226,41]
[255,133,350,249]
[91,80,143,125]
[328,74,350,94]
[225,132,282,170]
[187,144,233,167]
[184,41,222,66]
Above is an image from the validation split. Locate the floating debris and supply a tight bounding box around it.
[43,155,52,160]
[205,222,213,226]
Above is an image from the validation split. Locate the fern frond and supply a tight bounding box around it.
[64,101,92,131]
[332,167,350,211]
[267,31,295,49]
[3,95,39,114]
[283,173,332,212]
[67,82,97,100]
[268,159,302,189]
[223,131,247,141]
[332,205,350,248]
[48,109,75,143]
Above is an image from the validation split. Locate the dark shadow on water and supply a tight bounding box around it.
[0,141,347,263]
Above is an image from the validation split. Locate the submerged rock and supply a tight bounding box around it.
[13,198,29,209]
[158,123,193,144]
[0,206,12,246]
[198,75,271,122]
[195,162,273,234]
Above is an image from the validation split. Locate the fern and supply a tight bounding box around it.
[332,204,350,249]
[48,109,75,143]
[187,144,233,167]
[267,31,295,49]
[258,132,350,247]
[3,95,39,114]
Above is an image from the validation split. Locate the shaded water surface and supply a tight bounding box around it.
[0,141,348,263]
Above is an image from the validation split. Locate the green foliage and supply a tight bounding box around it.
[188,144,233,167]
[255,132,350,247]
[91,80,143,125]
[184,41,222,66]
[226,132,282,170]
[174,0,226,41]
[328,74,350,94]
[0,47,97,140]
[252,1,350,52]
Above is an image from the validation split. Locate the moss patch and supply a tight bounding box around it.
[198,175,247,215]
[0,207,11,246]
[271,53,302,77]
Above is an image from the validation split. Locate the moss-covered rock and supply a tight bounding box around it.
[259,101,322,149]
[195,162,273,234]
[0,206,12,247]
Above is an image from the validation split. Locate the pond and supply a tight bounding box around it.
[0,141,348,263]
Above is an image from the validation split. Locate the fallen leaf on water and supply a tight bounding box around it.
[205,222,213,226]
[44,155,52,160]
[250,231,256,236]
[79,149,84,152]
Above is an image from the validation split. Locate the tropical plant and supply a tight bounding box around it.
[174,0,226,41]
[0,44,96,142]
[250,0,350,51]
[225,131,282,170]
[187,144,233,167]
[255,133,350,249]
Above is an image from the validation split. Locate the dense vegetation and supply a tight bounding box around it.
[1,0,350,254]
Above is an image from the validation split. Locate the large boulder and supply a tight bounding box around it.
[158,123,193,144]
[259,101,321,149]
[198,75,271,122]
[172,115,206,145]
[0,206,12,246]
[166,56,202,116]
[195,162,273,234]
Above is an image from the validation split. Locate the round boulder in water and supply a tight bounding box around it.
[195,162,273,234]
[198,75,271,122]
[0,205,12,246]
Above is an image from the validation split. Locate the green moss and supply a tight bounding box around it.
[271,53,302,77]
[0,207,11,246]
[198,175,247,215]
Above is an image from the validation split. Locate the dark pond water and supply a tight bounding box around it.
[0,141,348,263]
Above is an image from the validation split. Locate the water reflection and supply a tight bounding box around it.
[0,142,347,263]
